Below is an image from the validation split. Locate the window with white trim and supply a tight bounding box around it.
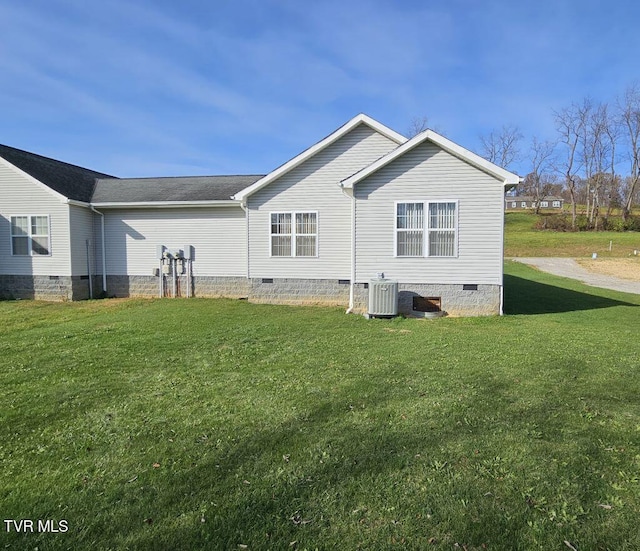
[511,201,516,208]
[540,201,549,207]
[521,201,527,208]
[11,215,50,256]
[552,200,561,207]
[396,202,424,256]
[396,201,457,257]
[270,212,317,257]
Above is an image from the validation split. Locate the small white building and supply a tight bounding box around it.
[505,196,564,210]
[0,114,520,316]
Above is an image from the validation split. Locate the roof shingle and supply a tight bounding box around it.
[91,175,265,203]
[0,144,115,202]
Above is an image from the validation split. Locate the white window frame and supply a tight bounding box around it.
[540,201,549,208]
[521,201,527,208]
[394,200,458,258]
[10,215,51,256]
[269,211,318,257]
[511,201,517,208]
[552,200,561,208]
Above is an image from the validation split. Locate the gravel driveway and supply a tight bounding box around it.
[511,258,640,295]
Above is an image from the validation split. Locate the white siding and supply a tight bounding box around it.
[102,207,247,276]
[247,124,399,279]
[69,204,96,276]
[355,142,504,284]
[0,161,72,276]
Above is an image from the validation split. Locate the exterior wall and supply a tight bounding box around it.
[354,142,505,286]
[100,206,247,279]
[0,160,72,276]
[247,123,399,279]
[69,204,97,277]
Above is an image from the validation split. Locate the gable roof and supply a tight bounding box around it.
[340,129,521,189]
[0,143,115,203]
[232,113,407,201]
[92,175,264,206]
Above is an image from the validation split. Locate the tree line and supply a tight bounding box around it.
[482,85,640,230]
[410,84,640,231]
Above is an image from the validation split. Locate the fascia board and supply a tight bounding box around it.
[90,200,241,208]
[0,155,70,203]
[232,114,407,201]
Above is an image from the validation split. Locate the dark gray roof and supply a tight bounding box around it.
[92,175,265,203]
[0,143,115,202]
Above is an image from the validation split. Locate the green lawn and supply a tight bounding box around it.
[505,212,640,257]
[1,262,640,550]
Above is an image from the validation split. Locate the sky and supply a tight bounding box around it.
[1,0,639,178]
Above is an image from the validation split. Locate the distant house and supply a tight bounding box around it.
[0,114,520,316]
[505,196,563,210]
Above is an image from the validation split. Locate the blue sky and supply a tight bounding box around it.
[1,0,638,178]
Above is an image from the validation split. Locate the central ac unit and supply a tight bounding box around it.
[368,278,398,317]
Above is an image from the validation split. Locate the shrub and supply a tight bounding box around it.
[575,215,591,231]
[534,214,571,231]
[602,216,640,232]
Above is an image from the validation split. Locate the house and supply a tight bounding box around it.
[0,114,520,316]
[505,196,563,210]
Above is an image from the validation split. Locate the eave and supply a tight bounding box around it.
[89,200,241,209]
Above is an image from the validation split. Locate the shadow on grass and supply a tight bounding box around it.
[504,273,637,315]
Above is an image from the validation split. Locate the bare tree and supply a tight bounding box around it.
[407,116,430,138]
[523,137,556,214]
[618,84,640,220]
[603,105,621,223]
[583,102,616,229]
[479,125,523,169]
[554,100,590,229]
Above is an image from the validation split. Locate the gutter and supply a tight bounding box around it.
[90,206,107,294]
[238,200,250,280]
[90,200,240,209]
[66,199,91,207]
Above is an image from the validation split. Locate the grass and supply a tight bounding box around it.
[505,212,640,257]
[1,262,640,550]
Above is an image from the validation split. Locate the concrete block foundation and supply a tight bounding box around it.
[1,274,501,316]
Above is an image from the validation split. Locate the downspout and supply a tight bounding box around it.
[90,206,107,294]
[86,239,93,299]
[239,200,250,282]
[340,186,356,313]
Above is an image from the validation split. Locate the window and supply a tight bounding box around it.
[11,215,50,256]
[511,202,516,208]
[521,202,527,208]
[270,212,317,257]
[396,201,457,257]
[396,202,423,256]
[552,200,561,208]
[540,201,549,208]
